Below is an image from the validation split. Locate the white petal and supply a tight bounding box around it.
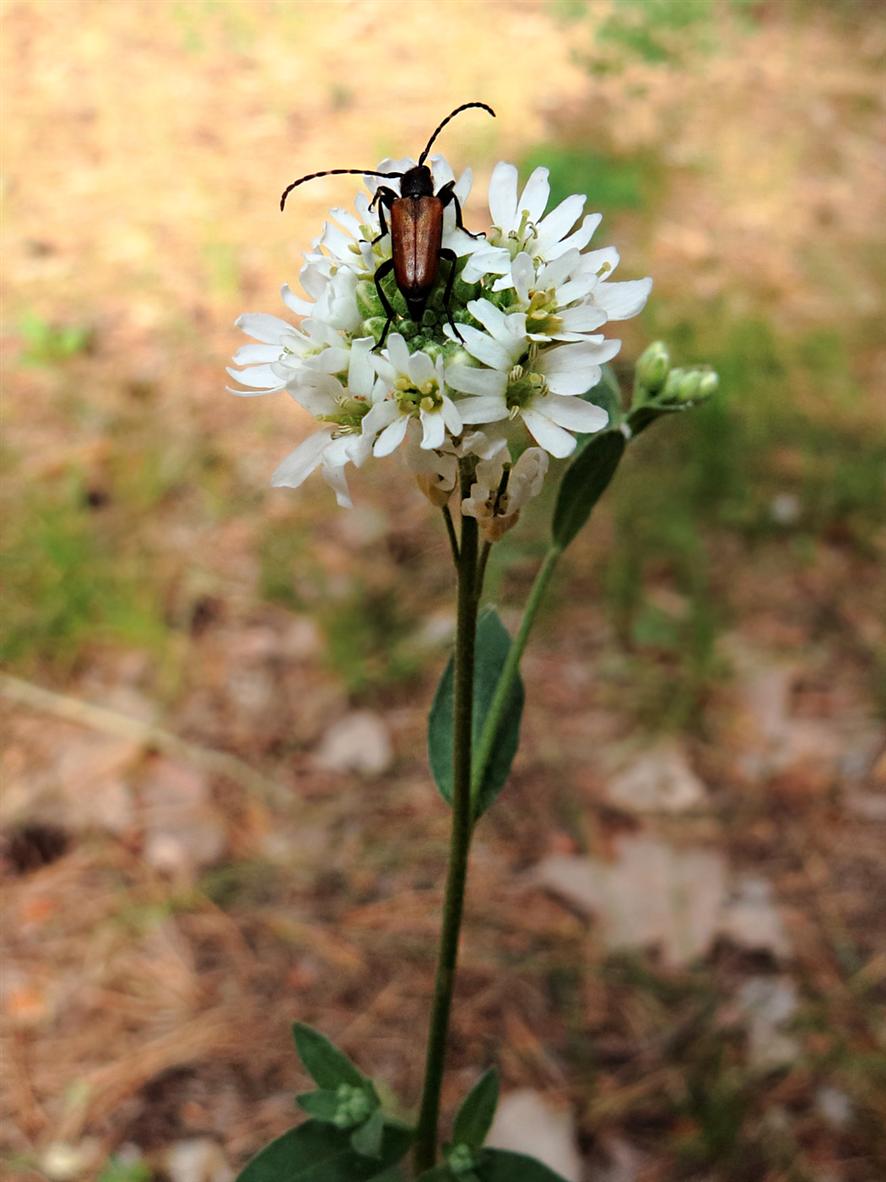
[305,346,350,375]
[226,364,286,390]
[520,408,577,458]
[518,167,550,222]
[361,399,399,437]
[582,245,620,278]
[558,304,609,333]
[461,245,512,282]
[281,284,313,317]
[595,277,653,320]
[373,415,409,457]
[535,193,585,252]
[456,393,510,425]
[445,364,507,398]
[542,394,609,432]
[348,337,376,397]
[232,343,284,365]
[488,162,518,229]
[546,212,602,258]
[454,166,472,204]
[466,298,510,342]
[235,312,294,344]
[429,154,455,188]
[440,394,463,435]
[419,407,445,450]
[385,332,411,375]
[321,460,353,509]
[457,323,514,371]
[329,206,362,237]
[271,429,334,488]
[408,350,436,386]
[511,252,535,304]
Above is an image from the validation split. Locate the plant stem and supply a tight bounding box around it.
[442,503,460,565]
[471,545,561,800]
[414,477,479,1174]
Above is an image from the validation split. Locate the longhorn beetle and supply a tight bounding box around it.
[280,101,495,350]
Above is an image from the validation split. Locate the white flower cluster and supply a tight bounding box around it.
[228,157,651,525]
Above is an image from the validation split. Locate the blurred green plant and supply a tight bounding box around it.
[18,311,92,366]
[521,144,660,218]
[0,468,165,670]
[556,0,758,75]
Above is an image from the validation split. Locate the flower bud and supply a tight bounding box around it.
[355,280,381,320]
[635,340,671,395]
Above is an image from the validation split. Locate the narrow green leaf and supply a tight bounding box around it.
[551,429,626,551]
[292,1023,365,1090]
[479,1149,569,1180]
[296,1090,341,1122]
[236,1121,411,1182]
[428,609,524,819]
[452,1067,500,1149]
[351,1108,385,1159]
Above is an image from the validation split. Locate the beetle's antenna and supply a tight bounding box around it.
[280,169,404,211]
[417,101,496,167]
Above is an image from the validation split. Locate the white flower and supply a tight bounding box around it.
[447,299,613,458]
[270,337,379,508]
[462,445,549,541]
[230,153,651,510]
[362,333,462,456]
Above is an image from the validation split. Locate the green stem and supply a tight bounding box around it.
[442,503,460,565]
[471,546,561,799]
[414,477,479,1174]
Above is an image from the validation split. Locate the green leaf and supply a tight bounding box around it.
[415,1169,454,1181]
[479,1149,570,1180]
[551,429,626,551]
[428,608,524,819]
[296,1090,341,1122]
[351,1108,385,1159]
[292,1023,366,1090]
[236,1121,411,1182]
[452,1067,500,1149]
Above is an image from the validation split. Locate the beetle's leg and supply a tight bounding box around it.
[369,187,398,245]
[438,248,464,343]
[436,181,485,240]
[372,257,397,350]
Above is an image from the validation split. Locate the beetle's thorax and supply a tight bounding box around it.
[399,165,434,199]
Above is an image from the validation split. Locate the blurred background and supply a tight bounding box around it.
[2,1,885,1179]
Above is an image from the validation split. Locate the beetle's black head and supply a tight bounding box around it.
[400,165,434,199]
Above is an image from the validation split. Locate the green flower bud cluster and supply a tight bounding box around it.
[332,1082,374,1129]
[355,255,483,355]
[661,366,719,403]
[634,340,671,395]
[446,1141,479,1176]
[633,340,718,409]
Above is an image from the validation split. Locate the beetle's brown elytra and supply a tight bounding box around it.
[279,102,496,349]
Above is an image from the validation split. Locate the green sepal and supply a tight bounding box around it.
[551,429,626,551]
[292,1023,366,1090]
[351,1107,385,1159]
[428,608,524,819]
[234,1119,412,1182]
[296,1089,342,1122]
[452,1067,500,1150]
